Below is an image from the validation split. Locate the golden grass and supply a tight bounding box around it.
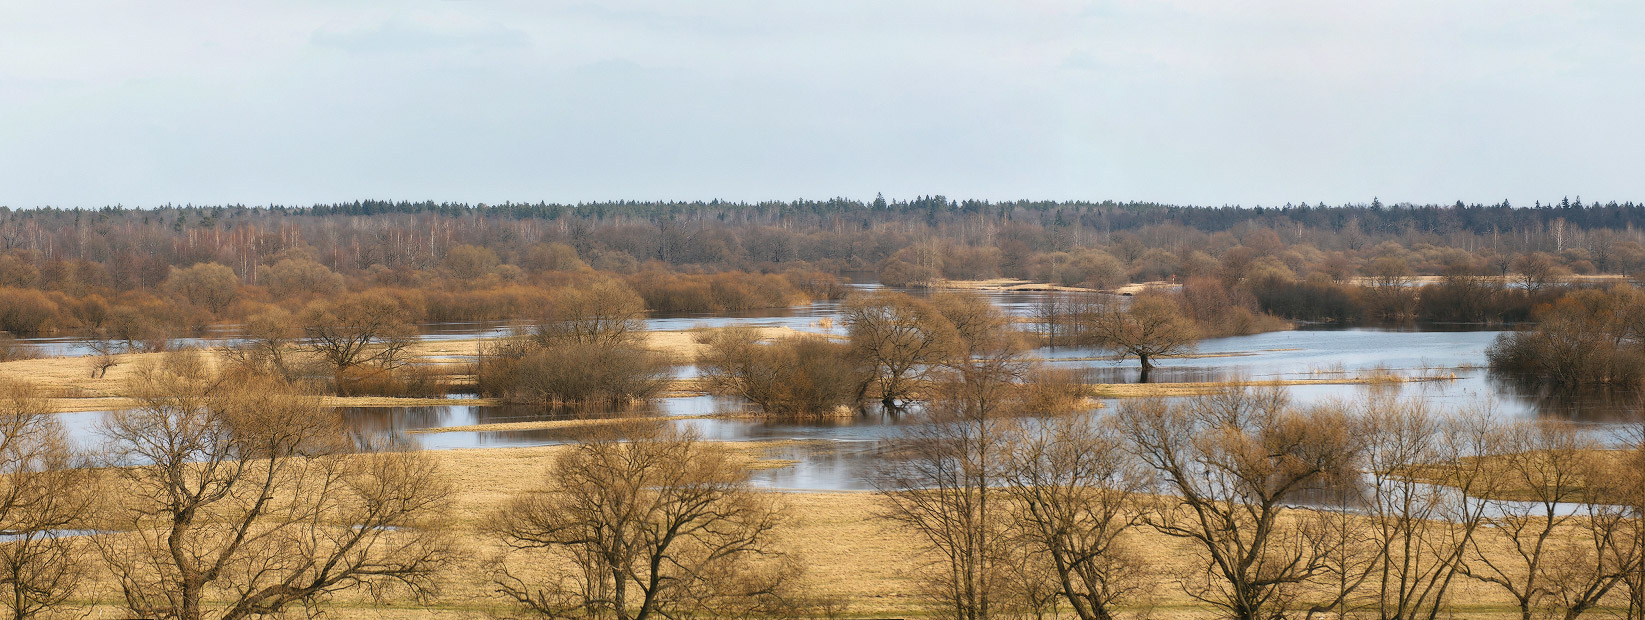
[48,440,1620,619]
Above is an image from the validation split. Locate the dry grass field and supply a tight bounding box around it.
[49,442,1600,619]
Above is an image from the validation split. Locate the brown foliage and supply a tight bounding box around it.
[479,339,670,408]
[696,327,863,418]
[0,288,60,337]
[627,270,805,314]
[1488,285,1645,386]
[534,279,647,346]
[161,262,240,314]
[261,256,344,299]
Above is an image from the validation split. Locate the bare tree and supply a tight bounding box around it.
[1459,420,1634,620]
[928,291,1021,358]
[1511,252,1569,294]
[479,281,666,409]
[1359,400,1501,620]
[0,380,93,620]
[95,354,451,620]
[534,279,648,347]
[222,308,300,379]
[1000,410,1150,620]
[1616,425,1645,620]
[1364,257,1418,321]
[842,291,958,412]
[1075,295,1198,381]
[84,330,121,379]
[877,353,1030,620]
[1117,386,1362,620]
[490,422,797,620]
[162,262,240,314]
[300,291,414,378]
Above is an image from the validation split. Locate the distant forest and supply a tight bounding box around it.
[4,196,1644,286]
[3,196,1645,340]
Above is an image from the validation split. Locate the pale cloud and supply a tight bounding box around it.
[311,16,531,54]
[0,1,1639,207]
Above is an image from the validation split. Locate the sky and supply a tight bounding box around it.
[0,1,1640,208]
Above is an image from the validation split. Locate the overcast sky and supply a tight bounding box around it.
[1,1,1639,208]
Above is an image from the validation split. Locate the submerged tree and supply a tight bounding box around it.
[842,291,958,411]
[1076,295,1198,381]
[696,327,862,418]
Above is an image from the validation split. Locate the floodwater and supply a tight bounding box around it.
[328,326,1642,490]
[53,322,1645,491]
[26,283,1645,490]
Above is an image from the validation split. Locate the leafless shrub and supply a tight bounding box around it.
[482,341,670,409]
[696,327,862,418]
[161,262,240,315]
[533,279,647,347]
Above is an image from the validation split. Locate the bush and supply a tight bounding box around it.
[423,285,556,323]
[479,340,670,408]
[697,327,864,418]
[1487,286,1645,387]
[0,288,60,337]
[335,364,454,398]
[783,268,849,300]
[263,257,344,299]
[1251,278,1364,323]
[628,271,805,313]
[162,262,240,314]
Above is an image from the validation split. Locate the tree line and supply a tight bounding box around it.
[3,198,1645,344]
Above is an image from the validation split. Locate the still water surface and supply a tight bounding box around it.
[54,325,1644,490]
[35,287,1644,491]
